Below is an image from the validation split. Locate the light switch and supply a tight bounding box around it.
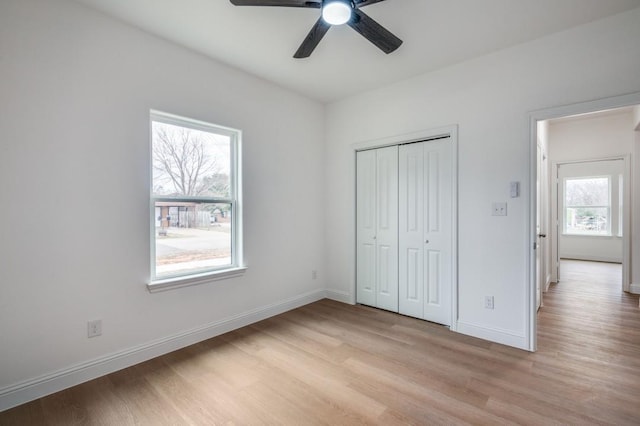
[492,202,507,216]
[510,181,520,198]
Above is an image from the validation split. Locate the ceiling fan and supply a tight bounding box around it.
[229,0,402,58]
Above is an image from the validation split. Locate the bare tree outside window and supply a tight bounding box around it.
[152,122,230,198]
[565,177,608,207]
[565,177,610,235]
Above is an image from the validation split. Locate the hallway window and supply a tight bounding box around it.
[564,176,610,235]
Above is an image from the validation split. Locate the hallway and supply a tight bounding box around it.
[537,259,640,422]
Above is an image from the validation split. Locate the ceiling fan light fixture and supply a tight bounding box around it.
[229,0,402,58]
[322,1,352,26]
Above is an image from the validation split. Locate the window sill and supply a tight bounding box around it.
[148,266,247,293]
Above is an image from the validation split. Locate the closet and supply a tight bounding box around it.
[356,137,453,326]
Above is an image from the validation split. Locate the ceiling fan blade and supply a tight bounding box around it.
[348,8,402,54]
[354,0,387,7]
[230,0,320,7]
[294,17,331,58]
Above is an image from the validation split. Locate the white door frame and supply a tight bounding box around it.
[528,92,640,351]
[352,125,459,330]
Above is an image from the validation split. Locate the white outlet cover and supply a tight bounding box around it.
[484,296,495,309]
[88,320,102,338]
[492,202,507,216]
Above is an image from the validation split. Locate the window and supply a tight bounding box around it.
[618,174,623,237]
[150,111,243,288]
[564,176,610,236]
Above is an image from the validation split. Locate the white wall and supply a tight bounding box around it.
[548,110,634,265]
[324,7,640,349]
[0,0,325,409]
[549,109,635,161]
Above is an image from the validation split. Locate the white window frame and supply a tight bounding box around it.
[618,174,623,237]
[148,110,245,292]
[562,175,611,236]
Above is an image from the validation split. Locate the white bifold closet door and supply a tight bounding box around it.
[399,139,453,326]
[356,146,399,312]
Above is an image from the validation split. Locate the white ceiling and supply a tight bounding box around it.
[73,0,640,103]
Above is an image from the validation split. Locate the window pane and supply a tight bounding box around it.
[565,177,608,206]
[565,207,609,235]
[152,121,231,198]
[155,202,232,278]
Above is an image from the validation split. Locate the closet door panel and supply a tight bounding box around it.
[423,139,452,325]
[375,146,399,312]
[399,143,424,318]
[356,149,377,307]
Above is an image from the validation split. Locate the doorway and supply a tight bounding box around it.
[554,158,627,287]
[528,92,640,351]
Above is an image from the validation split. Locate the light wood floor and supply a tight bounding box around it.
[1,260,639,425]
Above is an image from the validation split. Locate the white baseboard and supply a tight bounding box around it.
[456,321,529,351]
[0,289,326,412]
[325,288,353,304]
[630,283,640,294]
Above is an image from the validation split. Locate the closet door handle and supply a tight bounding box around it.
[425,239,429,244]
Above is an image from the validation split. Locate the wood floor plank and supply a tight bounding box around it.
[1,259,639,425]
[110,377,186,426]
[0,400,46,426]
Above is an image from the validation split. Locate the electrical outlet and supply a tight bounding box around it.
[311,270,317,280]
[484,296,494,310]
[492,202,507,216]
[87,320,102,338]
